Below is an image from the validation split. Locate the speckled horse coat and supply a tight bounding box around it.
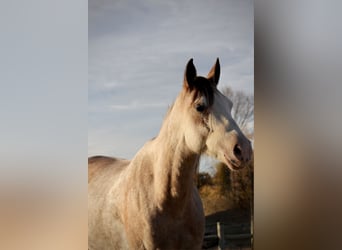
[88,59,252,250]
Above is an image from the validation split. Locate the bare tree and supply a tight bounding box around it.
[222,87,254,134]
[223,87,254,211]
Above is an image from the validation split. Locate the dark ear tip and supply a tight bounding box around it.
[186,58,196,72]
[188,58,194,65]
[216,57,220,65]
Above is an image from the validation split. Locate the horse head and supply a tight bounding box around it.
[179,58,252,170]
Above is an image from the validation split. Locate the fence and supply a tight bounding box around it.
[203,222,253,250]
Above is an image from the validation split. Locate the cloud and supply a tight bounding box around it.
[88,0,254,160]
[109,101,168,111]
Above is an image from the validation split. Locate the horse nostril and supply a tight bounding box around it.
[233,144,242,160]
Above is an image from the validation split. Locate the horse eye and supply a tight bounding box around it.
[196,104,206,113]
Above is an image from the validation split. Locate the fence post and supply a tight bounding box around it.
[217,221,225,250]
[251,212,254,248]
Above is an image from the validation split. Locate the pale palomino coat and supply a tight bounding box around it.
[88,58,252,250]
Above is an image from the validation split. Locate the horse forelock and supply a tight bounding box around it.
[164,76,215,120]
[191,76,214,107]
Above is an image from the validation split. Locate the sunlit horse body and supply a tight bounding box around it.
[88,59,252,250]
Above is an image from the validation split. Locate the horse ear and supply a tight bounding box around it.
[184,58,197,90]
[207,58,220,87]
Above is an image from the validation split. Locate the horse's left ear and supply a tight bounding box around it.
[207,58,220,87]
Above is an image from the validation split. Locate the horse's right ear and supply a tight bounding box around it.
[183,58,197,90]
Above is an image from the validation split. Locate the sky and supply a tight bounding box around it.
[88,0,254,167]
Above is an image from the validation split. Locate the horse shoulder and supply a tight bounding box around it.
[88,156,131,250]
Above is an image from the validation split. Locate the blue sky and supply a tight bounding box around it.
[88,0,254,164]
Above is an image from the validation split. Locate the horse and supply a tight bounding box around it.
[88,58,252,250]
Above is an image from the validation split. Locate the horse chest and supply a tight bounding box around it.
[145,205,204,249]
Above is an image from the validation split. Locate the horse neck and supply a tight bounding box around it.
[152,103,200,211]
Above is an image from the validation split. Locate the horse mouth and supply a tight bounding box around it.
[224,154,244,171]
